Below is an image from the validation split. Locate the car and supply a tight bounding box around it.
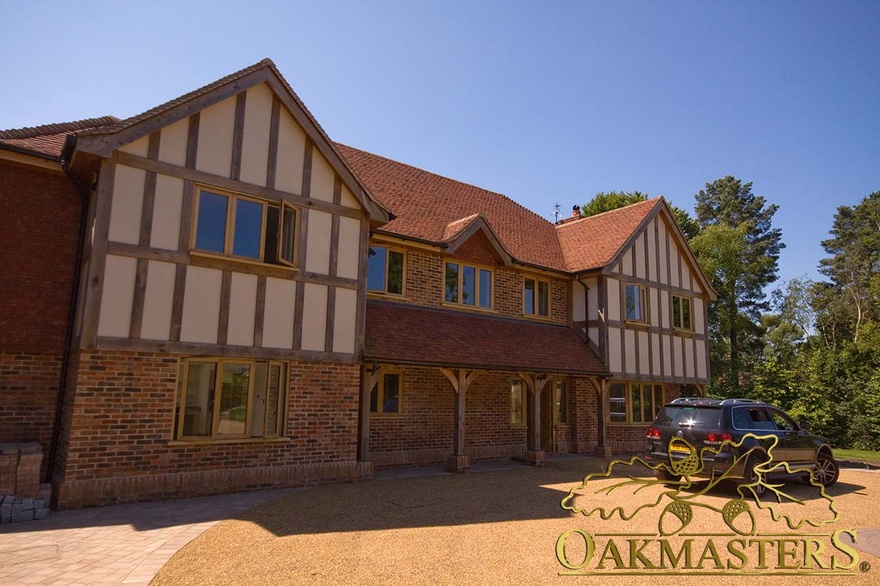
[644,398,839,494]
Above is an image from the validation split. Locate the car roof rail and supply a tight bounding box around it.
[670,397,721,405]
[719,398,764,406]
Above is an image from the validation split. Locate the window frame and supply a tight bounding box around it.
[444,261,493,309]
[624,283,648,324]
[523,276,551,318]
[671,294,693,331]
[174,357,288,441]
[606,381,665,425]
[510,378,525,426]
[367,244,406,296]
[191,185,299,268]
[370,370,403,416]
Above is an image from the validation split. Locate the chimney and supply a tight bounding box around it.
[571,205,580,219]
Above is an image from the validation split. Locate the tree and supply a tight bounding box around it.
[692,176,784,396]
[580,191,700,239]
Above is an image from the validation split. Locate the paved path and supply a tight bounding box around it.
[0,489,295,585]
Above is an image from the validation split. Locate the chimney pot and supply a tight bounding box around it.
[571,205,580,218]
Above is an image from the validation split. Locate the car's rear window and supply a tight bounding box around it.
[655,406,722,429]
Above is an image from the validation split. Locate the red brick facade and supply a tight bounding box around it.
[53,351,368,509]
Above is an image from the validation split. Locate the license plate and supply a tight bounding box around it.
[669,444,691,453]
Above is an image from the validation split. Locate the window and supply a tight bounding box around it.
[607,381,665,424]
[672,295,693,330]
[367,246,404,295]
[510,379,525,425]
[175,358,287,440]
[555,380,567,423]
[370,372,402,415]
[445,262,492,308]
[193,187,298,266]
[625,284,647,323]
[524,277,550,317]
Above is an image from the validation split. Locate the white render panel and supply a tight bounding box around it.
[684,337,695,378]
[681,261,692,293]
[621,248,633,276]
[607,278,620,321]
[310,148,335,203]
[588,327,599,347]
[634,236,646,279]
[586,277,598,318]
[150,175,183,250]
[140,260,176,340]
[696,339,708,379]
[660,290,670,329]
[673,335,684,377]
[608,327,622,373]
[649,288,659,327]
[651,333,661,376]
[227,273,258,346]
[97,255,137,337]
[195,96,235,178]
[239,84,273,187]
[340,185,359,209]
[572,282,586,322]
[301,283,328,351]
[158,117,189,166]
[638,331,650,375]
[275,108,305,194]
[662,334,672,376]
[180,266,221,344]
[624,329,636,374]
[694,297,705,334]
[335,216,361,280]
[657,221,668,285]
[332,288,358,354]
[108,165,145,245]
[647,219,657,281]
[262,277,295,349]
[669,235,680,288]
[305,210,333,274]
[119,136,148,157]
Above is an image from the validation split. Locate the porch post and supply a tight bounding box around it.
[596,377,612,458]
[440,368,479,472]
[519,373,549,466]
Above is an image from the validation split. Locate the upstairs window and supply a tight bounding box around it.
[524,277,550,317]
[193,187,297,266]
[445,262,492,308]
[625,284,647,323]
[672,295,693,330]
[370,372,402,415]
[367,246,404,295]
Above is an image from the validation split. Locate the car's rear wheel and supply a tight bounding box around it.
[742,458,766,497]
[813,454,839,487]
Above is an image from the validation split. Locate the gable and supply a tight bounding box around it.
[449,229,507,266]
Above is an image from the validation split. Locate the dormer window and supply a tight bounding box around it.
[444,262,492,308]
[367,245,404,295]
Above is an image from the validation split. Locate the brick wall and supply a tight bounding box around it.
[54,351,367,508]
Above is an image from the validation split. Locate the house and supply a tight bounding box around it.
[0,59,715,509]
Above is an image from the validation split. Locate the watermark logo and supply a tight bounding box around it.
[556,434,869,576]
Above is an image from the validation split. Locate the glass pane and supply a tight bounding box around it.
[388,251,404,295]
[524,279,535,314]
[195,191,228,253]
[383,374,400,413]
[654,385,664,418]
[183,362,216,437]
[266,363,282,436]
[609,382,627,423]
[626,285,642,321]
[682,298,692,329]
[218,362,250,436]
[251,362,267,437]
[445,262,459,302]
[672,296,681,328]
[174,361,185,438]
[479,269,492,308]
[538,281,549,316]
[279,204,297,264]
[367,247,387,291]
[631,384,643,423]
[556,381,566,423]
[510,380,524,424]
[461,265,476,305]
[233,199,263,258]
[264,205,279,264]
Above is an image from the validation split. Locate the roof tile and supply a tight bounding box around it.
[0,116,119,159]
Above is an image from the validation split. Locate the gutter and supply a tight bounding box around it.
[46,134,90,486]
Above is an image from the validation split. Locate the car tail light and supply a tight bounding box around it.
[647,427,661,439]
[704,432,732,445]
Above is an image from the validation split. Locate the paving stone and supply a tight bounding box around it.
[34,507,50,520]
[21,498,34,509]
[12,508,35,522]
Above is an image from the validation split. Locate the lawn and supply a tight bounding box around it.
[836,448,880,465]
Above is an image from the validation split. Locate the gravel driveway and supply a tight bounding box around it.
[151,455,880,585]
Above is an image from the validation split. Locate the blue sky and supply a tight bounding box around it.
[3,1,878,290]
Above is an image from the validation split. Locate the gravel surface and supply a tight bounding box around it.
[150,456,879,585]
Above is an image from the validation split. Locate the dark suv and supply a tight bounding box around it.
[644,398,839,493]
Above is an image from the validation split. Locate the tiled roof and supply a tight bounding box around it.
[365,300,608,375]
[336,144,569,270]
[0,116,118,159]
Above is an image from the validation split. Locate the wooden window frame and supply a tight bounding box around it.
[174,358,288,441]
[671,294,693,331]
[443,261,493,309]
[367,245,406,296]
[370,370,403,416]
[523,276,551,318]
[624,283,648,324]
[191,184,299,267]
[606,381,665,425]
[510,378,525,426]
